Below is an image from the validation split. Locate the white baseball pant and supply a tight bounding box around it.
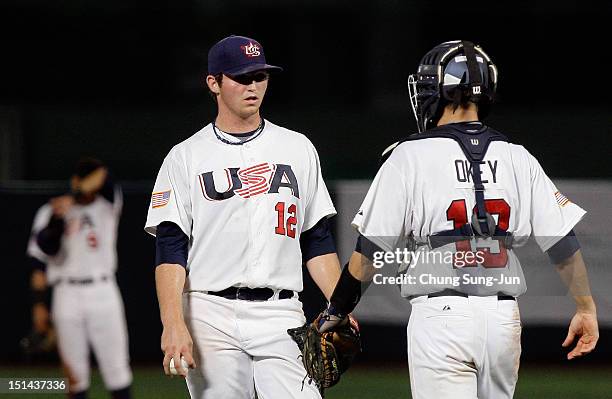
[52,278,132,392]
[407,295,521,399]
[183,291,321,399]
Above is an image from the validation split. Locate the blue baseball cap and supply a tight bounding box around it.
[207,35,283,76]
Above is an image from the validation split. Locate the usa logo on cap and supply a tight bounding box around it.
[207,35,283,76]
[241,42,261,58]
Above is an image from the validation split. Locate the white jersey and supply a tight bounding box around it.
[352,132,586,297]
[27,190,122,285]
[145,120,336,292]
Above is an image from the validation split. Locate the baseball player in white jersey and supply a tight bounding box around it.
[27,158,132,399]
[316,41,599,398]
[145,35,342,399]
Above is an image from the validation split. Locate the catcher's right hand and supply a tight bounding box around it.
[287,312,361,393]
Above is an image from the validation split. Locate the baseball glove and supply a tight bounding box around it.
[19,328,57,359]
[287,314,360,394]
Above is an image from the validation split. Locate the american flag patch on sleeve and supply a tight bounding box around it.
[151,190,171,208]
[555,191,570,207]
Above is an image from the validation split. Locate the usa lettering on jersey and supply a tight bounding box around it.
[198,163,299,201]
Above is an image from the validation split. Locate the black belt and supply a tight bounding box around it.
[62,276,110,285]
[427,289,515,301]
[208,287,294,301]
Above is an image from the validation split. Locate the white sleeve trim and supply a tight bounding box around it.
[351,223,396,254]
[144,216,191,238]
[302,207,337,232]
[538,207,586,252]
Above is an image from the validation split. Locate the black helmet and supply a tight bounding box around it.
[408,40,498,132]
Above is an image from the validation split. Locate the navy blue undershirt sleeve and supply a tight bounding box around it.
[36,215,65,256]
[155,221,189,267]
[300,217,337,263]
[355,234,384,261]
[546,229,581,264]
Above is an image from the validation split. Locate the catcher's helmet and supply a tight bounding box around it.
[408,40,498,132]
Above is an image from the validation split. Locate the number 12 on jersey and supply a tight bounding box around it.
[275,202,297,239]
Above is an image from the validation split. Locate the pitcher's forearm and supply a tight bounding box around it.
[306,253,342,301]
[155,263,187,326]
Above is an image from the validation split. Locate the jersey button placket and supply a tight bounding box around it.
[244,143,256,163]
[241,145,256,285]
[247,145,261,272]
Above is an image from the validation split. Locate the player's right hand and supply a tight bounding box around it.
[50,195,74,217]
[161,322,196,377]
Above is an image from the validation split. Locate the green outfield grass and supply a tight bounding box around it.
[1,364,611,398]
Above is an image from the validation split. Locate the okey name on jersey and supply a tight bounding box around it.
[455,159,498,184]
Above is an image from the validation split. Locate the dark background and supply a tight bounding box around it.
[1,0,610,366]
[0,0,610,180]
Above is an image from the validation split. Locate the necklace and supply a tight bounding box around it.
[212,119,265,145]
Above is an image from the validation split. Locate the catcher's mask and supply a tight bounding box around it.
[408,40,498,133]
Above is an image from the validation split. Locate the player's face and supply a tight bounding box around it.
[216,71,269,119]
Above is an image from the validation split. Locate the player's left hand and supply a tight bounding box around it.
[562,311,599,360]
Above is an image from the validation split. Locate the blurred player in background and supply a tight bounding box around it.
[145,35,342,398]
[27,158,132,399]
[317,41,599,398]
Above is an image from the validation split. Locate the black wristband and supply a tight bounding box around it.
[329,263,362,316]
